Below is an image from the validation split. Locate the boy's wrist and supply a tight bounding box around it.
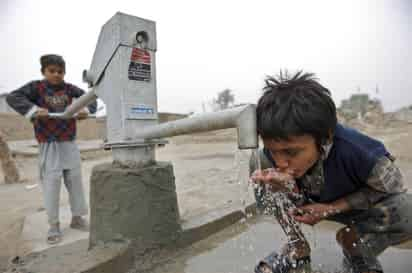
[329,198,351,214]
[25,106,38,120]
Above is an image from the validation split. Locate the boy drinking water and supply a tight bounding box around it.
[250,71,412,273]
[7,54,97,244]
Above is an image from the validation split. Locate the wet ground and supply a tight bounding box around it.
[142,216,412,273]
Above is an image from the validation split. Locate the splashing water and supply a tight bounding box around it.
[234,149,254,216]
[233,149,257,263]
[252,148,262,171]
[235,149,315,271]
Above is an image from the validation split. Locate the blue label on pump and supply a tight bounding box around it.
[130,106,154,114]
[126,104,156,120]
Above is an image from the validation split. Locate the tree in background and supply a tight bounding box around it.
[212,89,235,111]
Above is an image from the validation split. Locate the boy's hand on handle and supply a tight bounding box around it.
[250,168,296,192]
[35,108,49,119]
[76,109,89,120]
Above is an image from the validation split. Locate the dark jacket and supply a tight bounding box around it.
[6,80,97,143]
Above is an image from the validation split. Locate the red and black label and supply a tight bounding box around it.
[128,48,151,82]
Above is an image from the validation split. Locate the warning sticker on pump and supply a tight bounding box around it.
[128,48,151,81]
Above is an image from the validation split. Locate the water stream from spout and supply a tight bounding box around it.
[234,149,253,217]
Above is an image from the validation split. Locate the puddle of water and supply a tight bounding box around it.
[146,217,412,273]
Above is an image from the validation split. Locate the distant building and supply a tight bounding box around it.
[0,93,16,114]
[340,94,370,117]
[338,93,384,127]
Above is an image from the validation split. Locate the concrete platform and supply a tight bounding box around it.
[18,201,255,257]
[7,239,132,273]
[19,206,89,255]
[13,201,256,273]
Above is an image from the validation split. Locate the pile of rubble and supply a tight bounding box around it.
[338,93,384,129]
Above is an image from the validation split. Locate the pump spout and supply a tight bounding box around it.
[134,104,258,149]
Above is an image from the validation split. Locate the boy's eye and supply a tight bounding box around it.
[49,69,63,74]
[284,149,299,157]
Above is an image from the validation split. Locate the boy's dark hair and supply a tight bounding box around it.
[40,54,65,73]
[256,70,337,147]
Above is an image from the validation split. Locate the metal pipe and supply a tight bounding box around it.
[47,89,98,119]
[48,113,97,119]
[134,104,258,149]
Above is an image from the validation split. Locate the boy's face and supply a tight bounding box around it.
[42,64,65,85]
[263,135,320,179]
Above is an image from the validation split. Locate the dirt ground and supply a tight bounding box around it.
[1,123,412,270]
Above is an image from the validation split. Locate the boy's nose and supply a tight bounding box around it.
[275,156,289,169]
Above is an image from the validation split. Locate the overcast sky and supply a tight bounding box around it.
[1,0,411,113]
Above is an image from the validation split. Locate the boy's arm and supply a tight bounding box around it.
[292,156,403,225]
[69,84,97,114]
[6,82,39,119]
[344,156,405,210]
